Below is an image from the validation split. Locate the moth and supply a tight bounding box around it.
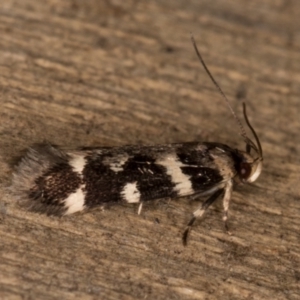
[11,36,263,245]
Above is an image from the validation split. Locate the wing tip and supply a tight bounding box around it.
[10,143,69,216]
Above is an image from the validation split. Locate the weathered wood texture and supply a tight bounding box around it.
[0,1,299,299]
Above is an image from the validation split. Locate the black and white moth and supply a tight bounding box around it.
[11,36,263,245]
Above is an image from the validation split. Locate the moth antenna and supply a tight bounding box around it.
[190,34,248,140]
[243,103,263,158]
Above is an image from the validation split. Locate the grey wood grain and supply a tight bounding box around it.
[0,1,299,299]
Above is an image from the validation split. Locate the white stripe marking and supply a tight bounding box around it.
[64,185,85,214]
[103,155,129,173]
[109,158,128,172]
[158,154,193,196]
[69,155,86,174]
[122,182,141,203]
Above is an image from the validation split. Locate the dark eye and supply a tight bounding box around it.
[239,162,252,180]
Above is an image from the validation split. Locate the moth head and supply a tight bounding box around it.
[237,152,263,183]
[237,103,263,184]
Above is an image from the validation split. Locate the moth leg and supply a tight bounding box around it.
[182,189,223,246]
[137,202,143,215]
[222,180,233,234]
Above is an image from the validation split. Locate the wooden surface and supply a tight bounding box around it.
[0,1,299,299]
